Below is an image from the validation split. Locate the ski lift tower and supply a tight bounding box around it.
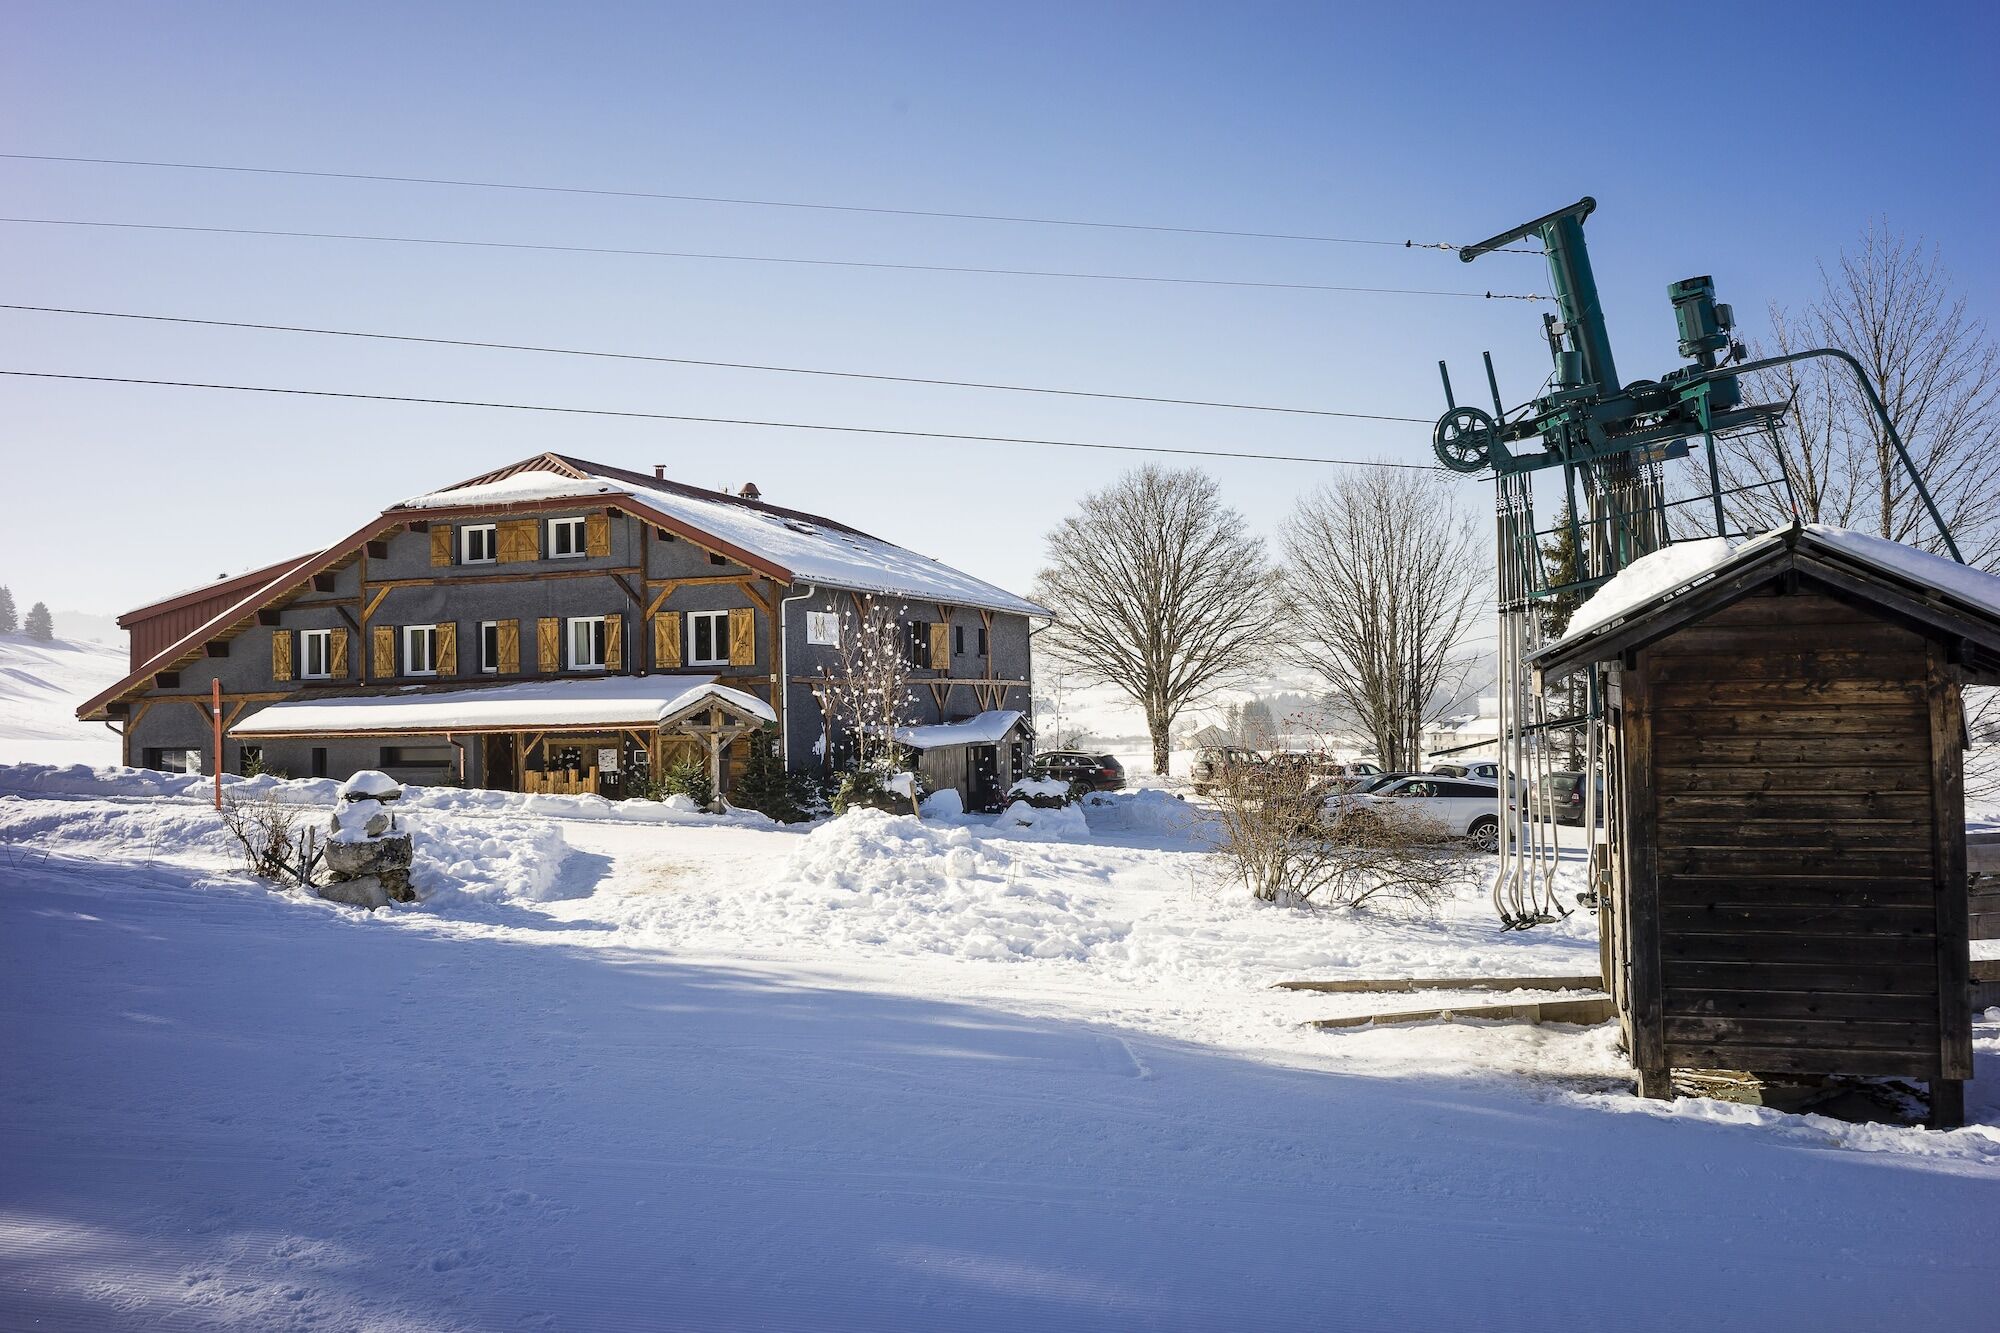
[1433,197,1961,929]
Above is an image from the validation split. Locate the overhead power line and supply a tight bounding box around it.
[0,302,1434,424]
[0,368,1446,470]
[0,150,1545,255]
[0,216,1547,301]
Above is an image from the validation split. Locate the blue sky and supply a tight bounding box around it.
[3,1,1994,618]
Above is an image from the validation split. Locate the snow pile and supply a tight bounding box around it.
[995,799,1091,840]
[919,788,964,818]
[1081,788,1204,842]
[744,809,1132,962]
[1561,537,1735,641]
[1009,777,1072,800]
[410,815,570,909]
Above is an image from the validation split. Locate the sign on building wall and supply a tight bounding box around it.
[806,612,841,646]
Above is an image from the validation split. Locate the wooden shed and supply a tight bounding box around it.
[893,709,1031,812]
[1533,526,2000,1128]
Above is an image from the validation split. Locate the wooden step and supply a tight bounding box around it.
[1277,974,1601,995]
[1307,994,1615,1030]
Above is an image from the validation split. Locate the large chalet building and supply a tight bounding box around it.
[80,454,1047,806]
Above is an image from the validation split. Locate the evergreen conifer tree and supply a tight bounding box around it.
[23,602,54,642]
[1537,506,1587,765]
[732,725,802,822]
[0,586,15,633]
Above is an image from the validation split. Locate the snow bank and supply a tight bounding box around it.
[729,809,1132,962]
[0,764,574,910]
[0,763,763,827]
[1081,788,1204,842]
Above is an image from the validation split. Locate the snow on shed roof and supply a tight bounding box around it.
[394,462,1052,618]
[231,674,774,737]
[1537,523,2000,668]
[893,709,1026,750]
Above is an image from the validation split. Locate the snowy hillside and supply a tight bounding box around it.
[0,634,124,766]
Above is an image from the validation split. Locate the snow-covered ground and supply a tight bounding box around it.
[0,634,124,767]
[2,762,1995,1330]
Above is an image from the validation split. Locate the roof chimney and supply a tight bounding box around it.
[652,464,666,480]
[740,482,762,501]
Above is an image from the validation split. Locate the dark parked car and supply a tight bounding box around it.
[1191,745,1265,795]
[1030,750,1126,793]
[1535,770,1604,826]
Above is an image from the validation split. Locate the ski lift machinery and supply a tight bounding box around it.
[1434,197,1961,931]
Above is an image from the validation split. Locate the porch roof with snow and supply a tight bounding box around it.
[1532,524,2000,684]
[230,675,774,739]
[892,709,1027,751]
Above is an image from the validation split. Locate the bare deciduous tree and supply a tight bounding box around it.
[1280,469,1486,772]
[1033,466,1273,775]
[1711,224,2000,563]
[813,597,919,776]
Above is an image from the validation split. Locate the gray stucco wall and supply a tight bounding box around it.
[122,504,1034,784]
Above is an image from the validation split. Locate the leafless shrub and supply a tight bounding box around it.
[1206,763,1470,910]
[814,595,921,777]
[219,794,313,884]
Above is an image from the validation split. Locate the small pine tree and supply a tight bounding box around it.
[1538,505,1587,765]
[731,725,802,822]
[660,754,715,810]
[0,586,15,633]
[23,602,54,642]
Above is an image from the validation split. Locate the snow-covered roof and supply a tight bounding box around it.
[1538,523,2000,667]
[232,674,775,737]
[894,709,1026,750]
[396,459,1051,618]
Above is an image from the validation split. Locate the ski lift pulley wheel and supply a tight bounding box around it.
[1433,405,1498,473]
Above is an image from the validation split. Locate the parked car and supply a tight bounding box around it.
[1029,750,1126,793]
[1349,776,1501,851]
[1432,760,1501,782]
[1534,770,1604,826]
[1191,745,1265,795]
[1343,771,1415,795]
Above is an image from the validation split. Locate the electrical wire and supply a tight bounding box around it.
[0,216,1548,301]
[0,302,1435,424]
[0,368,1450,470]
[0,151,1546,254]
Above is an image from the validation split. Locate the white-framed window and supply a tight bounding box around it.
[688,610,730,666]
[480,621,502,674]
[805,611,840,647]
[567,616,607,670]
[461,524,497,564]
[403,624,437,676]
[548,516,589,559]
[300,628,333,679]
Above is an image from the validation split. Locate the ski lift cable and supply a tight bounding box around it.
[0,151,1547,255]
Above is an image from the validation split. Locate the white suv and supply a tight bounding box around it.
[1356,776,1501,852]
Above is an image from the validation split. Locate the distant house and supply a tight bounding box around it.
[80,453,1049,804]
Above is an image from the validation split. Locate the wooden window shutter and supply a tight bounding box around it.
[372,626,396,678]
[604,614,623,671]
[435,622,458,675]
[497,619,520,674]
[537,617,561,672]
[430,524,453,567]
[728,607,755,667]
[655,611,682,668]
[586,513,611,558]
[929,622,950,671]
[499,519,539,563]
[271,630,293,682]
[329,628,349,678]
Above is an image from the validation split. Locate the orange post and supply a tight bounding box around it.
[211,678,223,810]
